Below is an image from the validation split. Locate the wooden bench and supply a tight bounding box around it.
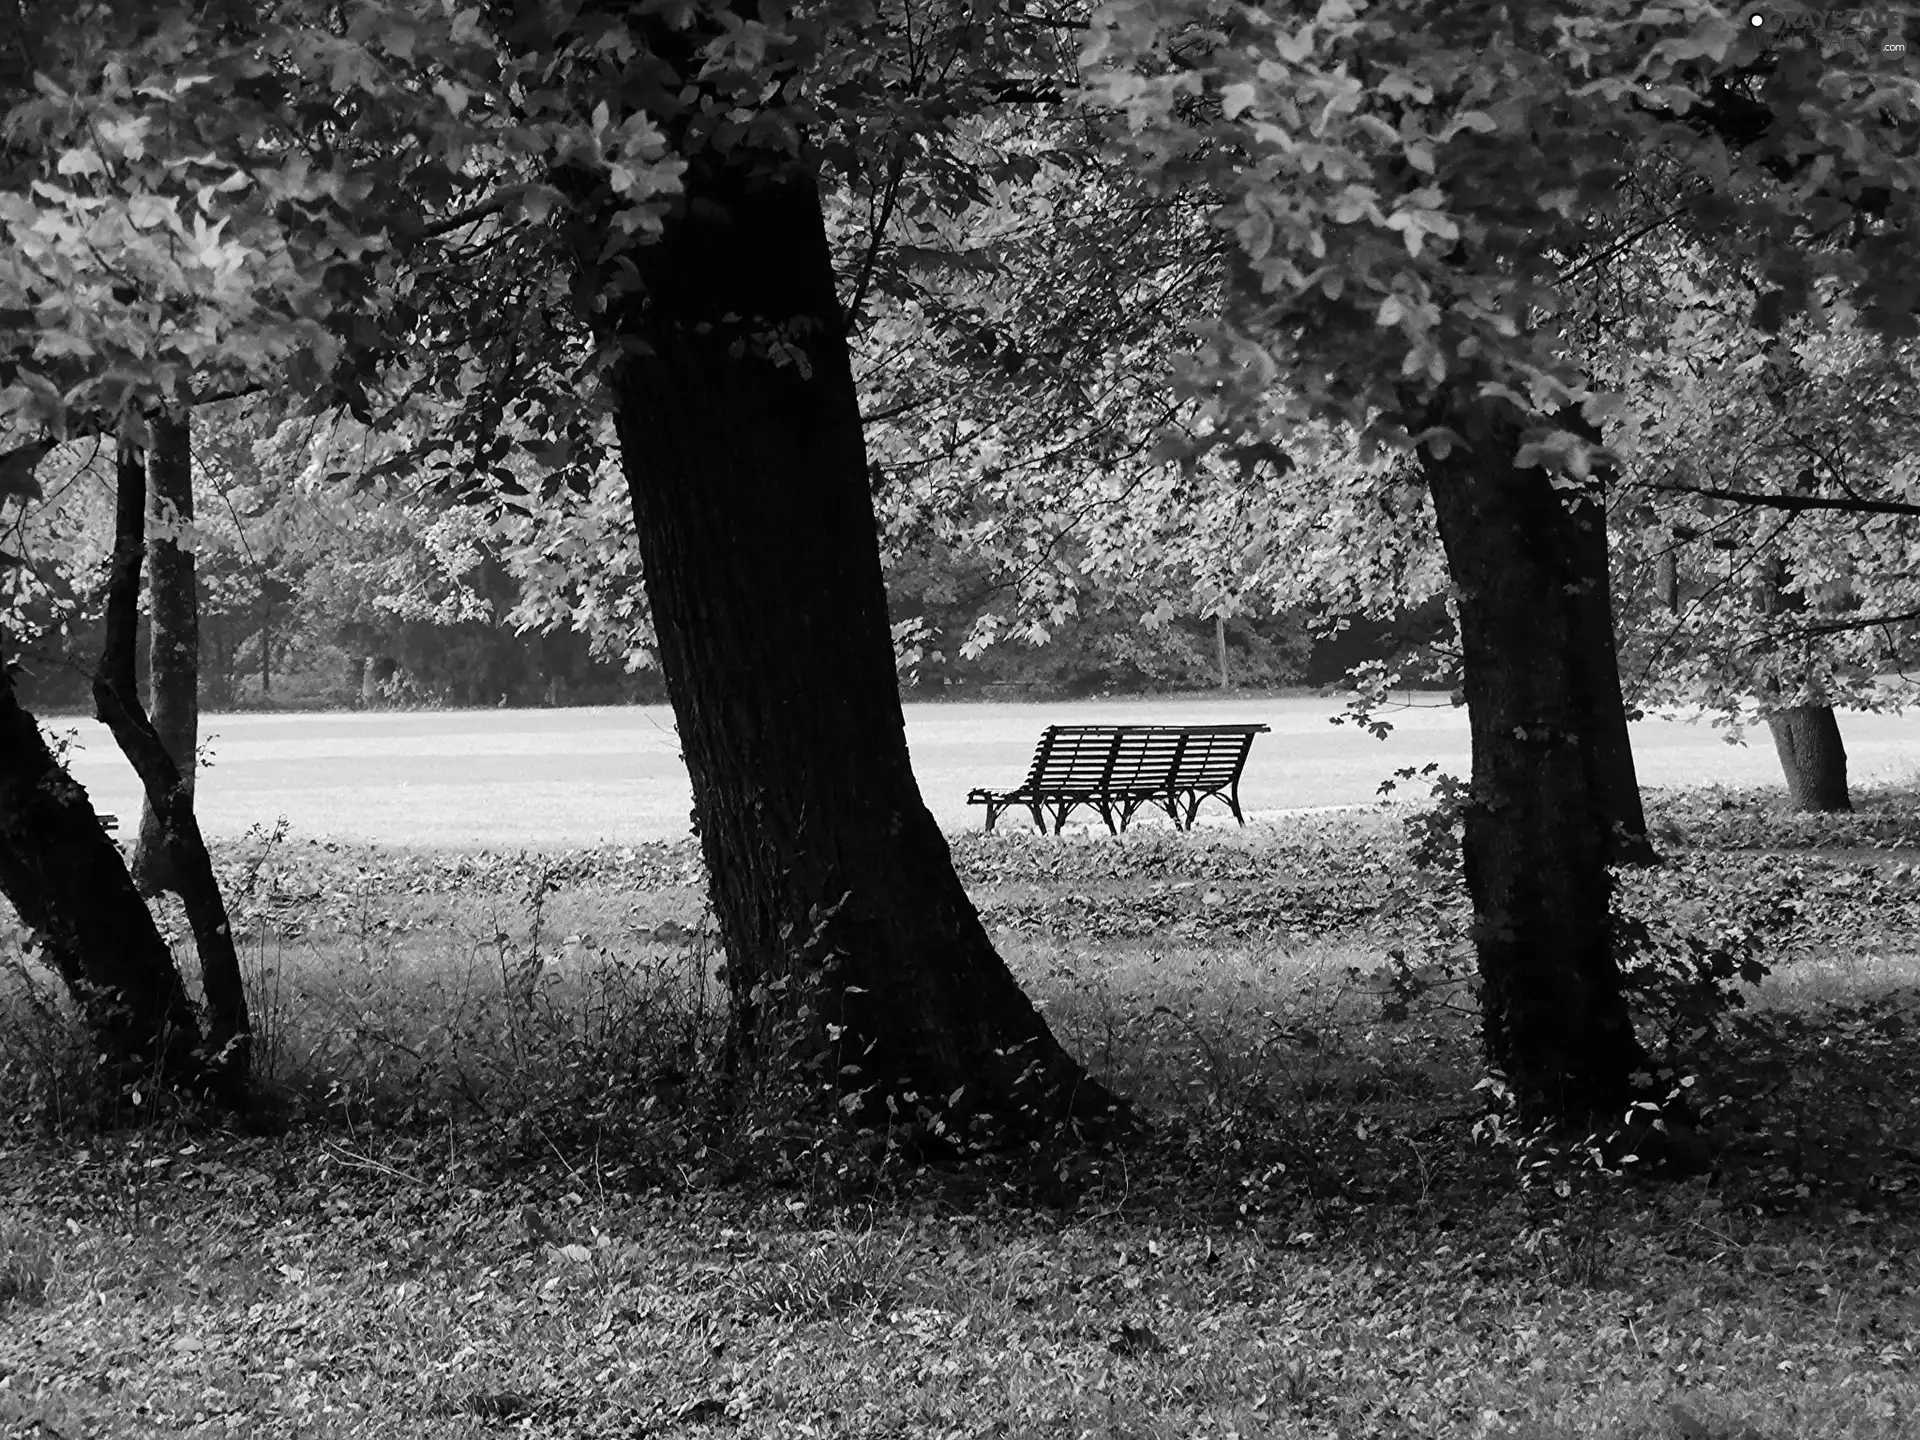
[968,724,1270,834]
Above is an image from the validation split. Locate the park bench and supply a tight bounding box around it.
[968,723,1270,834]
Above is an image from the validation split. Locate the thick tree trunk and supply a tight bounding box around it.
[1768,704,1850,812]
[569,155,1124,1141]
[0,645,205,1089]
[1421,404,1652,1121]
[1564,485,1658,866]
[1752,557,1852,813]
[132,412,198,895]
[95,438,250,1089]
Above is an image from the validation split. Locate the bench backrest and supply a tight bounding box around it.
[1025,724,1266,793]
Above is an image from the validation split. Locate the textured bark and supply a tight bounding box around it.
[1654,551,1680,613]
[1768,705,1851,812]
[569,152,1125,1140]
[95,438,250,1088]
[132,412,198,895]
[1422,403,1652,1120]
[1564,484,1658,866]
[0,646,205,1088]
[1752,557,1852,813]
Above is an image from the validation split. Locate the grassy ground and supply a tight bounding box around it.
[4,790,1920,1437]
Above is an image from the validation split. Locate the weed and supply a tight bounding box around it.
[0,1222,52,1308]
[724,1226,910,1320]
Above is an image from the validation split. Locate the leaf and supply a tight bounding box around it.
[0,440,53,500]
[56,146,104,176]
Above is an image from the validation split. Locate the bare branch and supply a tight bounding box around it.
[1645,480,1920,520]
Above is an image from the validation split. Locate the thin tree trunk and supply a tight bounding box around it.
[132,412,198,895]
[1768,705,1851,812]
[1215,614,1230,690]
[1421,403,1652,1122]
[567,152,1126,1141]
[95,438,250,1088]
[0,643,205,1090]
[257,601,271,699]
[1655,551,1680,613]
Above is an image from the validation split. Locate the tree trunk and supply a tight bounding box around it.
[1768,704,1851,812]
[132,412,198,895]
[1565,480,1658,867]
[95,437,251,1089]
[1421,404,1652,1122]
[567,153,1125,1142]
[257,600,271,699]
[1752,556,1852,813]
[1215,614,1230,690]
[0,644,206,1090]
[1654,550,1680,613]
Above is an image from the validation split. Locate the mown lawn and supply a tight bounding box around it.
[4,791,1920,1438]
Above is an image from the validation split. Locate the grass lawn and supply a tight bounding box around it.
[45,694,1920,846]
[5,790,1920,1437]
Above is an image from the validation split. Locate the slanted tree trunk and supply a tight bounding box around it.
[132,412,198,895]
[1768,705,1850,812]
[95,437,250,1089]
[565,151,1125,1142]
[0,644,206,1090]
[1421,402,1652,1122]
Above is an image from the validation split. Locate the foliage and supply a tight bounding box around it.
[1604,270,1920,728]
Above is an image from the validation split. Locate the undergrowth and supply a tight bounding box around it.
[3,788,1920,1434]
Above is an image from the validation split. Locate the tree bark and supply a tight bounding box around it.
[95,437,250,1089]
[1421,403,1652,1121]
[1654,550,1680,613]
[1752,556,1852,813]
[0,645,206,1090]
[1768,705,1851,812]
[132,411,198,895]
[566,153,1125,1142]
[1564,482,1658,866]
[256,600,271,699]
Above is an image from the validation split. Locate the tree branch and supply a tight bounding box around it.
[1645,480,1920,519]
[396,194,512,245]
[92,433,252,1088]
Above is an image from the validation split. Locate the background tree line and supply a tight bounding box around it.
[4,399,1439,714]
